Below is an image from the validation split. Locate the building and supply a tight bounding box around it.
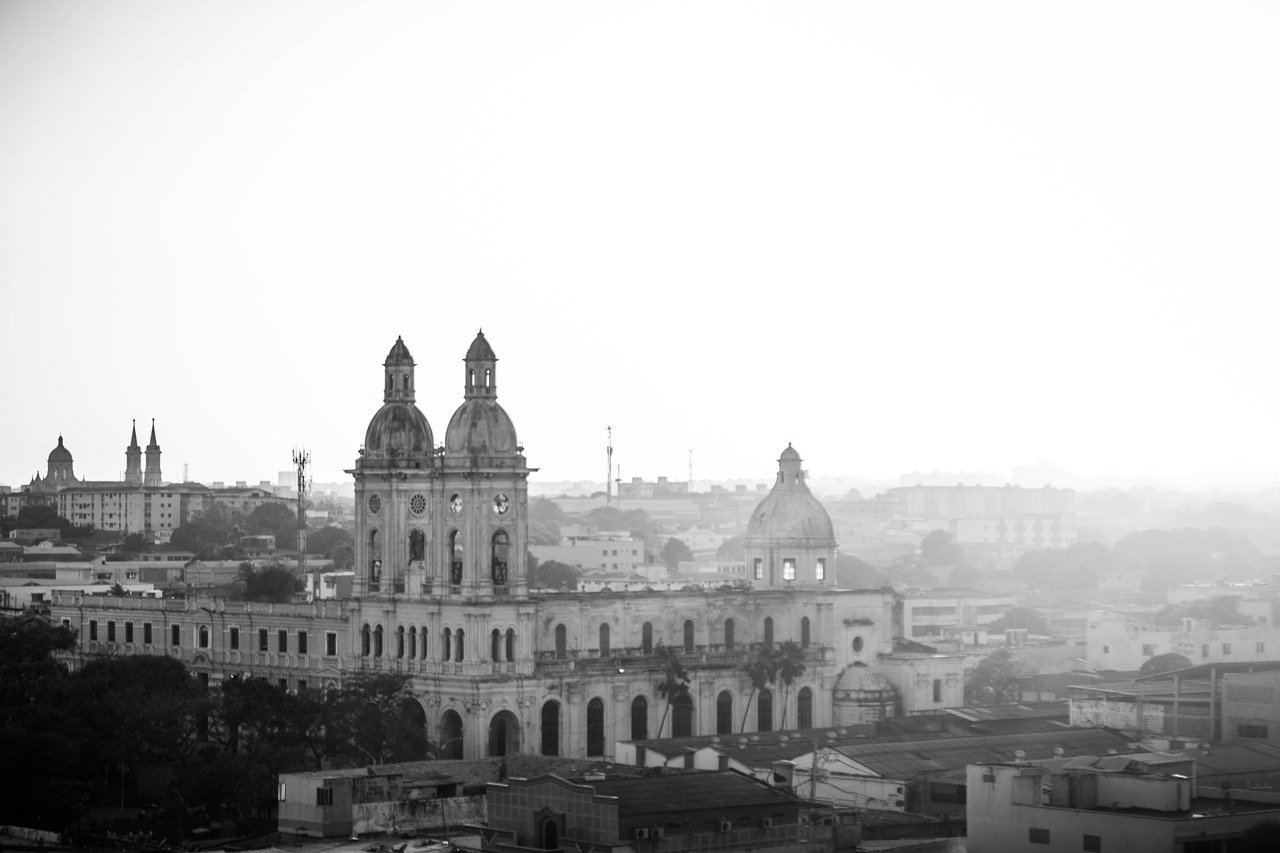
[968,753,1280,852]
[51,334,961,762]
[901,588,1018,643]
[529,526,645,573]
[1087,610,1279,671]
[617,476,691,499]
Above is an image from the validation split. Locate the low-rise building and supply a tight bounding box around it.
[901,588,1017,643]
[1087,610,1279,670]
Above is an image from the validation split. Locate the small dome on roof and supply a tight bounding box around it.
[835,664,894,697]
[364,403,434,460]
[466,330,496,362]
[445,399,517,457]
[385,336,414,365]
[780,443,801,462]
[745,445,834,542]
[48,436,73,463]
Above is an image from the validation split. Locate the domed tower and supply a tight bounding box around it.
[46,436,77,486]
[441,331,530,598]
[743,444,836,587]
[125,422,143,486]
[352,337,437,599]
[144,420,162,487]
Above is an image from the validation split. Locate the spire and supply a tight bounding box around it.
[463,330,497,400]
[125,420,143,486]
[147,419,159,449]
[129,420,140,449]
[144,419,162,487]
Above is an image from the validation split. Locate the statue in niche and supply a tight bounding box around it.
[409,529,425,562]
[450,562,463,585]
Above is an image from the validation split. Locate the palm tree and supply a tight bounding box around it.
[654,642,691,738]
[739,645,779,733]
[775,640,807,730]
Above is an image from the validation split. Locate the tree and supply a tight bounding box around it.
[0,613,76,707]
[965,647,1022,706]
[171,519,234,559]
[1154,596,1246,627]
[121,532,152,554]
[241,564,304,603]
[654,642,691,738]
[324,673,428,766]
[984,607,1051,636]
[1138,653,1193,676]
[247,502,299,552]
[836,554,888,588]
[740,645,779,732]
[530,559,579,590]
[921,530,964,566]
[775,640,806,730]
[307,526,353,556]
[661,537,695,571]
[716,534,746,562]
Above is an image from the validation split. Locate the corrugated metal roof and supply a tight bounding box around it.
[586,771,801,815]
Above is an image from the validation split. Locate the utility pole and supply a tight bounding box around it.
[293,448,311,597]
[606,426,614,508]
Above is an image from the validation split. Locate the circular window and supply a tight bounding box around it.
[409,493,427,516]
[493,493,510,515]
[449,494,462,515]
[368,494,382,514]
[852,636,864,653]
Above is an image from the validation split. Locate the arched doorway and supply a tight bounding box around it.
[758,688,773,732]
[438,709,464,759]
[631,696,648,741]
[716,691,733,735]
[488,710,520,757]
[797,687,813,730]
[401,698,428,758]
[541,700,561,756]
[672,694,694,738]
[587,698,605,757]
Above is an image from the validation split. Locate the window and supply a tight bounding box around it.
[107,621,116,642]
[587,698,605,756]
[259,628,269,652]
[1259,642,1267,654]
[298,630,307,654]
[717,691,733,735]
[279,679,288,690]
[89,619,98,641]
[172,624,181,647]
[1142,645,1155,656]
[1029,828,1050,844]
[1223,643,1232,655]
[409,626,417,659]
[361,624,371,656]
[800,617,810,648]
[398,626,405,659]
[327,632,337,656]
[492,629,502,661]
[599,623,610,658]
[144,622,152,645]
[782,558,796,581]
[125,621,133,643]
[506,628,515,662]
[642,622,653,654]
[753,558,763,581]
[724,618,735,650]
[758,688,773,732]
[631,696,649,741]
[443,628,452,660]
[454,628,463,661]
[1238,724,1269,739]
[1202,644,1210,658]
[815,558,825,581]
[764,616,774,648]
[199,626,210,648]
[374,625,384,657]
[1083,834,1102,852]
[491,530,509,585]
[555,624,567,659]
[683,620,694,652]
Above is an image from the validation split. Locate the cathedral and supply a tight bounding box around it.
[50,334,965,760]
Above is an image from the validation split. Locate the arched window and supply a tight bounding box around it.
[798,687,813,730]
[541,700,561,756]
[409,529,425,562]
[485,368,492,388]
[672,694,694,738]
[402,374,409,390]
[387,374,393,391]
[491,530,509,585]
[763,616,774,648]
[631,696,649,741]
[369,529,382,586]
[409,626,417,659]
[449,530,463,585]
[419,626,428,659]
[397,626,405,659]
[443,628,452,661]
[199,625,209,648]
[683,620,695,653]
[599,623,610,658]
[506,628,515,662]
[717,691,733,735]
[361,624,371,657]
[758,688,773,732]
[374,625,383,657]
[491,629,502,661]
[439,710,463,760]
[455,628,465,662]
[642,622,653,654]
[724,618,735,650]
[468,369,475,389]
[801,616,811,648]
[554,624,567,659]
[587,698,605,756]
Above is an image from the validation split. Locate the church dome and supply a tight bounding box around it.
[835,663,894,698]
[445,399,518,456]
[48,436,73,464]
[386,336,414,365]
[364,404,434,460]
[466,331,497,362]
[745,445,834,542]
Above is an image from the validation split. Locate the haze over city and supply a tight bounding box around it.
[3,1,1278,491]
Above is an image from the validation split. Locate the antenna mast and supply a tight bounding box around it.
[689,448,693,493]
[606,426,614,508]
[293,448,311,596]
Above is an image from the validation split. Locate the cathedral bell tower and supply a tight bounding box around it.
[144,420,162,487]
[125,421,143,486]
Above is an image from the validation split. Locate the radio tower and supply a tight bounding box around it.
[606,426,614,508]
[293,448,312,596]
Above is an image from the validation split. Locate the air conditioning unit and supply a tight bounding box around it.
[634,828,650,840]
[762,818,774,829]
[719,821,732,833]
[651,827,665,839]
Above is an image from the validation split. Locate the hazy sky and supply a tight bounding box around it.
[2,2,1278,491]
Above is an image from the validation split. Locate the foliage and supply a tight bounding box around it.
[1116,528,1261,592]
[583,507,658,545]
[774,640,807,730]
[239,563,304,603]
[654,642,691,738]
[1138,653,1194,676]
[1012,542,1130,590]
[307,525,353,556]
[716,534,746,562]
[530,559,579,590]
[836,553,888,588]
[121,532,153,554]
[529,497,566,543]
[1153,596,1246,627]
[964,647,1022,706]
[921,530,964,566]
[984,607,1051,636]
[661,537,695,571]
[0,613,76,706]
[171,520,234,559]
[247,502,299,551]
[740,644,780,732]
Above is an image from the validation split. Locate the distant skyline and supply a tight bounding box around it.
[3,2,1278,493]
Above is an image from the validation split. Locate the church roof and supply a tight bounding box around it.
[385,335,414,365]
[466,329,496,362]
[745,446,834,543]
[48,436,73,463]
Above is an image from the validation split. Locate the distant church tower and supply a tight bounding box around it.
[144,420,162,487]
[125,421,143,486]
[46,436,77,485]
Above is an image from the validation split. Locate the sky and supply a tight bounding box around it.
[2,1,1279,493]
